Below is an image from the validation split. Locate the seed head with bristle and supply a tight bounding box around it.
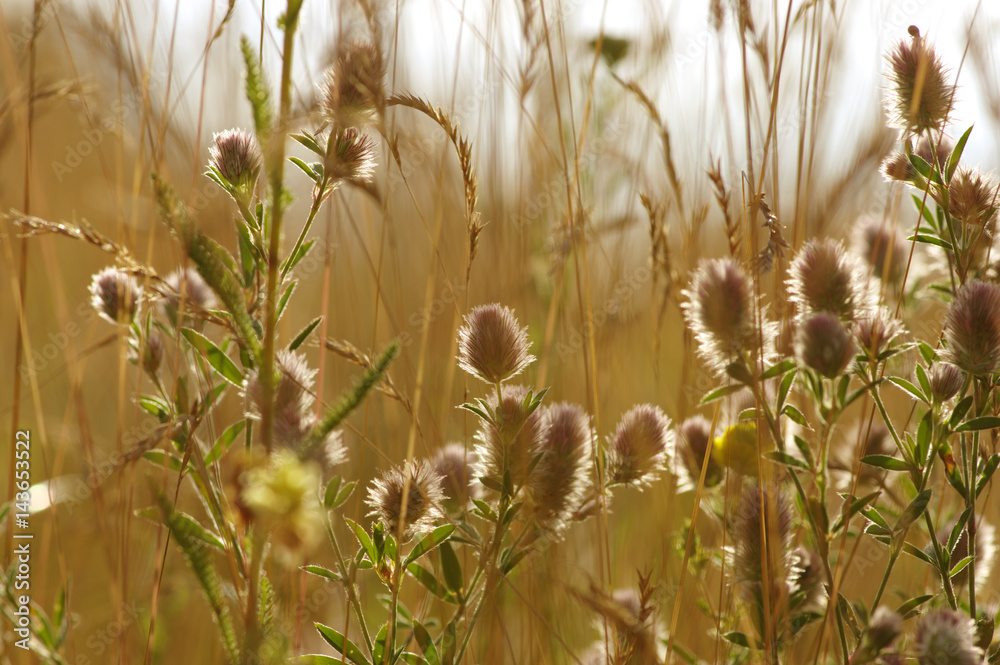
[788,239,870,323]
[457,304,535,385]
[880,151,916,183]
[916,134,953,169]
[682,258,770,375]
[675,415,722,489]
[473,384,546,490]
[854,606,903,663]
[884,27,953,135]
[432,443,478,510]
[948,167,998,227]
[854,217,907,286]
[915,609,983,665]
[854,307,905,363]
[797,312,855,379]
[325,127,377,183]
[366,459,445,540]
[942,280,1000,376]
[244,350,319,447]
[929,363,965,403]
[89,267,141,325]
[605,404,673,486]
[527,402,593,535]
[164,266,217,314]
[318,42,384,127]
[131,332,163,377]
[208,129,262,201]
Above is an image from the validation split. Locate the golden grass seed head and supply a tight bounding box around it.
[457,303,535,385]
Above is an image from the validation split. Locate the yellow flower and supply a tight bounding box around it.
[712,422,770,476]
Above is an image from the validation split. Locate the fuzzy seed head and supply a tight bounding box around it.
[366,459,445,540]
[866,607,903,654]
[432,443,478,510]
[854,307,905,363]
[948,167,998,227]
[457,304,535,384]
[881,151,916,183]
[916,135,953,169]
[89,267,141,325]
[676,415,722,489]
[915,609,982,665]
[139,333,163,376]
[943,280,1000,376]
[322,430,348,468]
[319,42,384,127]
[730,487,793,610]
[164,266,218,313]
[606,404,673,486]
[527,403,594,535]
[244,350,318,447]
[885,28,953,134]
[788,239,870,322]
[473,384,546,490]
[325,127,377,183]
[682,258,762,375]
[241,451,325,565]
[797,312,855,379]
[855,217,907,285]
[929,363,964,402]
[208,129,262,193]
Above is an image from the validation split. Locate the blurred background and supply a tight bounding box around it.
[3,0,1000,663]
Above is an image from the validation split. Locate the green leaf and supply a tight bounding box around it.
[894,489,932,533]
[830,491,881,535]
[917,341,938,365]
[291,316,323,352]
[896,594,933,620]
[723,631,758,649]
[912,194,938,231]
[406,562,458,603]
[302,565,341,583]
[372,623,388,665]
[860,455,911,472]
[955,416,1000,432]
[700,383,744,405]
[138,396,171,421]
[204,421,246,465]
[344,517,377,563]
[283,238,317,275]
[901,541,935,565]
[277,281,297,321]
[793,435,815,468]
[413,620,440,665]
[907,233,952,251]
[314,623,370,665]
[142,450,184,473]
[405,525,455,566]
[946,125,974,181]
[887,377,926,403]
[915,364,932,401]
[765,451,809,471]
[950,396,974,429]
[439,541,463,594]
[291,131,325,155]
[782,404,808,427]
[861,506,891,532]
[726,362,753,385]
[950,556,974,578]
[289,156,321,182]
[777,369,797,410]
[761,358,796,380]
[181,328,244,388]
[976,454,1000,499]
[908,153,942,184]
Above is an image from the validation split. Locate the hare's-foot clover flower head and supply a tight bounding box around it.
[712,421,770,477]
[431,443,479,512]
[240,451,325,565]
[797,312,855,379]
[457,303,535,385]
[244,350,319,448]
[683,258,770,376]
[915,609,982,665]
[366,459,445,541]
[90,267,141,325]
[943,280,1000,376]
[208,129,262,206]
[885,26,953,135]
[473,384,546,490]
[854,307,904,363]
[788,239,870,323]
[325,127,377,184]
[929,362,964,403]
[606,404,672,486]
[854,607,903,664]
[163,267,217,322]
[129,332,163,377]
[319,42,384,127]
[527,402,593,535]
[854,217,907,286]
[676,415,722,489]
[948,167,998,228]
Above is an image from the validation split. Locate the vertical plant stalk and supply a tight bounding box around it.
[260,0,304,453]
